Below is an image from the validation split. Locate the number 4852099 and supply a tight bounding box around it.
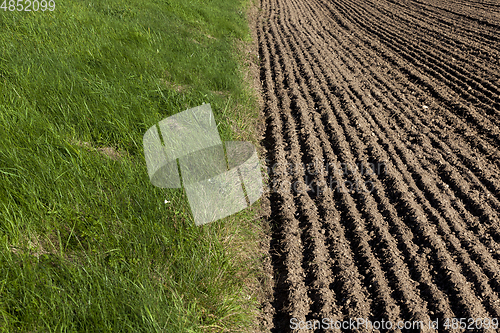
[1,0,56,11]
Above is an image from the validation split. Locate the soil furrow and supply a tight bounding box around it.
[328,0,500,133]
[276,0,441,324]
[256,0,500,331]
[292,0,500,278]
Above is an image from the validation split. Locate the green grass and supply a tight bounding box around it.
[0,0,262,332]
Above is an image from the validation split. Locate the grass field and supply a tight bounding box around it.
[0,0,262,331]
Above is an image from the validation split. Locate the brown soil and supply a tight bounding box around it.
[255,0,500,331]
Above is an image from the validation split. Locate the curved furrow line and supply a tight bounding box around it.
[415,0,500,27]
[365,81,500,309]
[362,0,500,94]
[445,0,500,9]
[272,0,378,323]
[349,56,500,207]
[292,0,496,320]
[306,0,498,308]
[263,0,377,325]
[278,0,441,324]
[439,0,500,13]
[329,64,500,320]
[369,57,500,171]
[284,0,458,322]
[360,81,500,275]
[309,16,500,240]
[274,13,406,332]
[388,0,500,49]
[370,67,500,255]
[326,0,498,286]
[349,64,500,292]
[278,0,442,324]
[310,66,462,323]
[303,0,500,255]
[315,0,500,155]
[361,0,500,70]
[409,0,500,30]
[362,21,500,125]
[330,0,500,96]
[330,0,500,130]
[266,0,345,322]
[356,61,500,210]
[304,2,500,204]
[258,0,311,326]
[373,0,500,56]
[375,0,500,61]
[258,0,500,330]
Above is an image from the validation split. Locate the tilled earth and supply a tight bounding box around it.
[256,0,500,331]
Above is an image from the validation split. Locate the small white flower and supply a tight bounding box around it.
[164,200,170,204]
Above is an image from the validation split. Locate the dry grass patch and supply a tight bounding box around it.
[71,139,125,161]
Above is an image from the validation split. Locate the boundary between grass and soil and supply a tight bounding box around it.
[0,0,271,332]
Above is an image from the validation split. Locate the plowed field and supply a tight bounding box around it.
[256,0,500,331]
